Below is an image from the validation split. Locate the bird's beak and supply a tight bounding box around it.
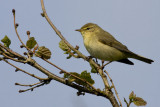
[75,29,81,32]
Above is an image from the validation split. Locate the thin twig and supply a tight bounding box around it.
[104,70,122,107]
[15,82,41,87]
[0,43,26,60]
[12,9,30,52]
[40,0,87,60]
[2,58,48,80]
[42,58,97,91]
[19,82,46,93]
[67,49,80,58]
[2,52,26,63]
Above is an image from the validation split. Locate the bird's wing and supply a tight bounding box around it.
[98,31,131,53]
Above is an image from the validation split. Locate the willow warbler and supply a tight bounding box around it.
[75,23,154,65]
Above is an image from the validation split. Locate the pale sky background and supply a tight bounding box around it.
[0,0,160,107]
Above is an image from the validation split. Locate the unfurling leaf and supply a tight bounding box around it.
[128,91,147,106]
[129,91,136,100]
[133,97,147,106]
[1,35,11,48]
[36,46,51,59]
[26,37,37,49]
[59,40,69,51]
[64,71,95,87]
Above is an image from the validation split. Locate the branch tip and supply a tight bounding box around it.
[26,31,30,35]
[19,90,24,93]
[15,83,19,85]
[12,9,15,14]
[15,68,19,72]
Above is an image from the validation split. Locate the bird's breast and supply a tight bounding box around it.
[83,36,126,61]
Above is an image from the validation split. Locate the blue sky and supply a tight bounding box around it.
[0,0,160,107]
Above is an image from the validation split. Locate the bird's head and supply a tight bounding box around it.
[75,23,101,37]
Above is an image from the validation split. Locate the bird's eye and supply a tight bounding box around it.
[86,27,90,30]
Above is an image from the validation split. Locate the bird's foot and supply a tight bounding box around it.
[86,56,93,61]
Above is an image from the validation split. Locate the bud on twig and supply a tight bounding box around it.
[41,13,45,17]
[15,23,19,28]
[27,31,30,35]
[12,9,15,14]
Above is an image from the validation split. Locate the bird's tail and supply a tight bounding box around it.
[131,53,154,64]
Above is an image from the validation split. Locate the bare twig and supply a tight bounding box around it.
[12,9,31,52]
[0,43,26,60]
[19,82,46,93]
[104,70,122,107]
[124,98,131,107]
[2,52,26,63]
[67,49,80,58]
[1,58,48,80]
[15,82,41,87]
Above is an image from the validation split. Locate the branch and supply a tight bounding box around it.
[40,0,119,107]
[1,2,119,107]
[15,82,42,87]
[104,70,122,107]
[40,0,110,90]
[11,10,93,90]
[0,43,26,60]
[18,82,46,93]
[1,58,47,80]
[12,9,31,53]
[42,58,97,91]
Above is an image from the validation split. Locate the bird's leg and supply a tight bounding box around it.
[86,56,100,65]
[86,56,93,61]
[95,58,98,63]
[101,61,112,69]
[101,60,105,66]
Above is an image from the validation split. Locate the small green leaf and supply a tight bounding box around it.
[67,54,72,59]
[59,40,69,51]
[133,97,147,106]
[90,63,98,73]
[64,71,95,87]
[36,46,51,59]
[26,37,37,49]
[80,71,95,85]
[1,35,11,48]
[129,91,136,100]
